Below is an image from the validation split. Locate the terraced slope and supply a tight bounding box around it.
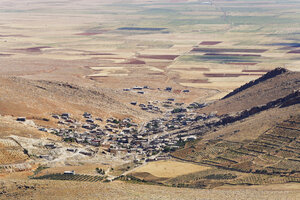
[0,138,28,165]
[169,115,300,188]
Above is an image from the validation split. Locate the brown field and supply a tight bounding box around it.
[199,41,222,45]
[137,55,179,60]
[226,62,258,65]
[173,67,210,71]
[288,49,300,53]
[75,32,103,36]
[13,46,51,53]
[147,72,165,75]
[204,53,261,57]
[121,59,146,65]
[0,54,12,56]
[203,73,264,78]
[82,53,116,56]
[191,48,268,53]
[0,34,27,37]
[130,160,210,179]
[179,79,210,83]
[242,70,271,73]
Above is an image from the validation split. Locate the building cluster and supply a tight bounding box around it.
[19,100,216,161]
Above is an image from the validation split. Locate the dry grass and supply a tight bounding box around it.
[131,160,210,178]
[0,179,299,200]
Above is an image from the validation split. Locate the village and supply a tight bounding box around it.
[16,94,217,163]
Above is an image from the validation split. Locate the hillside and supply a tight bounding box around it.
[0,68,299,192]
[0,77,158,124]
[166,68,300,188]
[200,68,300,115]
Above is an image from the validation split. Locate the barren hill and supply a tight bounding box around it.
[200,68,300,115]
[0,76,158,125]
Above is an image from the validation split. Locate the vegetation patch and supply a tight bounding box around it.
[32,173,103,182]
[138,54,179,60]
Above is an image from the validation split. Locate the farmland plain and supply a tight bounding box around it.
[0,0,300,99]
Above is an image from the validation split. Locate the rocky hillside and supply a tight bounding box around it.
[167,68,300,188]
[0,77,158,125]
[200,68,300,115]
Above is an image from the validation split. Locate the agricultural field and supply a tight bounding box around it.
[0,0,299,99]
[129,160,210,181]
[0,138,28,166]
[32,173,103,182]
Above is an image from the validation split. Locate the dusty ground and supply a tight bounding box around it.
[0,179,299,200]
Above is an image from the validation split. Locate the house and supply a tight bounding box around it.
[165,87,172,91]
[16,117,26,122]
[61,113,70,118]
[130,102,137,105]
[45,144,56,149]
[83,112,92,118]
[79,151,93,156]
[86,119,94,123]
[39,155,50,160]
[52,115,60,119]
[133,86,143,90]
[64,171,75,175]
[182,135,197,141]
[91,140,100,147]
[66,148,77,153]
[38,128,48,132]
[65,119,74,123]
[82,124,91,129]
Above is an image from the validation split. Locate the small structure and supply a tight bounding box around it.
[165,87,172,91]
[38,128,48,132]
[52,115,60,119]
[83,112,92,118]
[64,170,75,175]
[183,89,190,93]
[86,119,94,123]
[16,117,26,122]
[61,113,70,119]
[133,86,143,90]
[130,102,137,105]
[45,144,56,149]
